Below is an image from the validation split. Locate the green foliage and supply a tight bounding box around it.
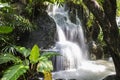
[15,46,30,58]
[50,0,65,4]
[98,28,103,42]
[29,44,40,63]
[0,3,9,8]
[0,35,13,50]
[0,26,13,34]
[37,52,60,72]
[25,0,65,18]
[0,0,11,3]
[117,0,120,16]
[0,2,36,52]
[72,0,82,4]
[2,45,16,53]
[0,53,22,64]
[13,14,35,32]
[0,44,59,80]
[1,64,29,80]
[41,52,60,59]
[0,26,13,48]
[0,26,13,49]
[0,0,61,79]
[0,13,35,32]
[87,13,94,28]
[37,61,53,72]
[28,0,64,4]
[97,27,106,46]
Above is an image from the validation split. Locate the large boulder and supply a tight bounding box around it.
[25,12,56,49]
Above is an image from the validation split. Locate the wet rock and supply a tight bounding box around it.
[25,12,56,49]
[103,75,120,80]
[88,41,103,60]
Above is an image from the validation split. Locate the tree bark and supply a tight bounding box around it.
[83,0,120,77]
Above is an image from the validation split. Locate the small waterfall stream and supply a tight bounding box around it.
[48,5,88,70]
[47,5,115,80]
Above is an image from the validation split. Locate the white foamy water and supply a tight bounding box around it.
[56,25,66,42]
[52,60,115,80]
[48,5,88,70]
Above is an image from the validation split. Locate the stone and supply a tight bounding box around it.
[25,12,56,49]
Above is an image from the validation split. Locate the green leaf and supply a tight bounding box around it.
[23,59,29,66]
[38,56,48,61]
[1,64,29,80]
[37,61,53,72]
[2,45,16,53]
[0,26,13,34]
[41,52,60,59]
[0,54,22,64]
[29,44,40,63]
[15,46,30,58]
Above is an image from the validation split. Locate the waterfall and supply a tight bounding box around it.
[48,5,88,71]
[47,5,115,80]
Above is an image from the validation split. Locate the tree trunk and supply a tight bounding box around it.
[83,0,120,77]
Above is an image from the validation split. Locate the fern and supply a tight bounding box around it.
[0,53,22,64]
[1,64,29,80]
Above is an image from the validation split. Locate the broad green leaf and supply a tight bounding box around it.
[29,44,40,63]
[41,52,60,59]
[15,46,30,58]
[38,56,48,61]
[0,26,13,34]
[0,54,22,64]
[1,64,29,80]
[37,61,53,72]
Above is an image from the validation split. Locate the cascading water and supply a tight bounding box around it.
[48,5,88,71]
[47,5,115,80]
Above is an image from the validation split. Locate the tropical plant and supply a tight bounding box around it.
[0,1,36,52]
[0,44,59,80]
[0,26,14,52]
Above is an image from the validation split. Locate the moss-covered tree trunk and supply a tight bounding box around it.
[83,0,120,77]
